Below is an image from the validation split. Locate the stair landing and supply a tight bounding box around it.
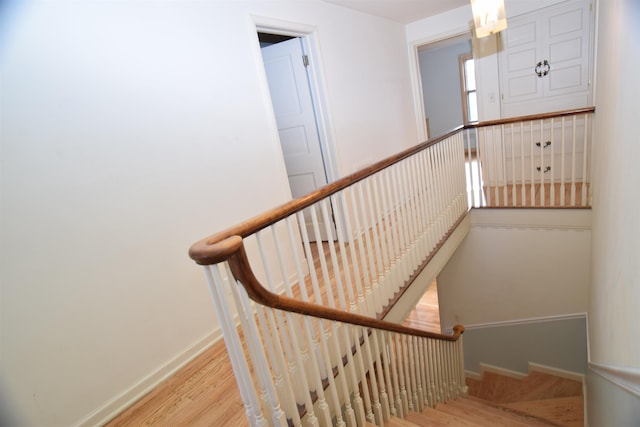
[466,368,584,426]
[368,396,557,426]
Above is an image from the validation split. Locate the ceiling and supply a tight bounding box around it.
[321,0,470,24]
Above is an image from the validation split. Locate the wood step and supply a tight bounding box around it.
[502,396,584,427]
[406,405,481,426]
[473,370,583,404]
[443,397,557,426]
[398,397,556,426]
[384,415,421,427]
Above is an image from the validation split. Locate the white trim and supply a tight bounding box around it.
[75,330,222,427]
[470,208,592,230]
[589,362,640,398]
[407,29,472,142]
[528,362,585,383]
[465,370,482,381]
[478,363,528,380]
[461,312,587,331]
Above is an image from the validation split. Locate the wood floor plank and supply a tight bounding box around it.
[107,252,442,426]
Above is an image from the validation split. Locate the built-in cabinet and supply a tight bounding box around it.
[498,0,594,118]
[478,0,594,186]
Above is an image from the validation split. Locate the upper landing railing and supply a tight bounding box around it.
[188,107,594,427]
[467,106,595,208]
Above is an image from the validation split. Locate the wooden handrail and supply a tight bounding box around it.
[225,235,464,341]
[189,106,595,266]
[188,127,462,266]
[465,106,595,129]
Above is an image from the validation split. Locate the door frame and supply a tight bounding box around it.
[252,16,337,186]
[408,29,473,141]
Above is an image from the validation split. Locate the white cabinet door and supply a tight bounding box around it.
[499,0,593,117]
[544,3,591,99]
[499,15,542,106]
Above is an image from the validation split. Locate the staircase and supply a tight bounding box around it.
[465,367,584,426]
[379,397,558,426]
[361,367,584,426]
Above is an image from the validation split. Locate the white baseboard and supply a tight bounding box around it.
[479,363,529,380]
[589,361,640,398]
[74,329,223,427]
[528,362,585,383]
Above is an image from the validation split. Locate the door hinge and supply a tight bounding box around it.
[302,55,309,68]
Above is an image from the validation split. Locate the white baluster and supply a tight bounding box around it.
[560,117,566,206]
[231,281,287,426]
[370,329,391,422]
[347,186,374,315]
[319,199,348,311]
[530,121,536,206]
[205,265,267,426]
[331,194,359,314]
[571,116,577,206]
[475,127,486,207]
[550,118,556,207]
[352,327,375,424]
[361,327,383,426]
[386,332,403,418]
[367,176,387,312]
[395,334,409,415]
[581,114,589,205]
[408,336,421,412]
[539,119,546,205]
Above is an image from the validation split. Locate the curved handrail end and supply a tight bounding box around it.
[189,235,243,265]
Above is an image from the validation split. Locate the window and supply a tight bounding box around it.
[459,53,478,123]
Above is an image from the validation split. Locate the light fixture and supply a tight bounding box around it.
[471,0,507,38]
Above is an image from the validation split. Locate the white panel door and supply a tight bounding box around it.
[261,38,327,199]
[261,38,334,241]
[499,17,543,105]
[543,2,591,98]
[499,0,593,117]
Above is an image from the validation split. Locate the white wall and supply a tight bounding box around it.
[0,1,418,425]
[588,0,640,420]
[437,209,591,328]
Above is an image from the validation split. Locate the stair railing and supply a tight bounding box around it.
[190,129,469,426]
[188,107,594,426]
[466,107,595,208]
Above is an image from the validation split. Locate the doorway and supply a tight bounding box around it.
[257,31,336,241]
[417,34,473,138]
[258,32,329,200]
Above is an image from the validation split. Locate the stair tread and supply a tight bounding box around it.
[406,406,484,426]
[437,398,556,426]
[502,396,584,427]
[384,415,421,427]
[474,370,583,404]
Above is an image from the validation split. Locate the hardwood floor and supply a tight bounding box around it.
[106,282,442,426]
[106,337,248,427]
[401,280,441,333]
